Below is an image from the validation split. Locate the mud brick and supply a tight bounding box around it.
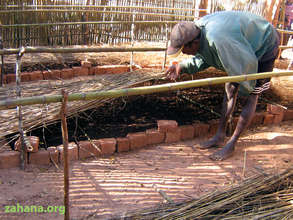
[61,68,73,79]
[58,142,78,163]
[30,70,43,81]
[72,66,81,77]
[6,74,16,84]
[81,60,92,68]
[51,69,61,79]
[208,119,220,136]
[29,149,50,165]
[78,140,101,159]
[251,112,264,127]
[263,113,274,125]
[267,104,285,115]
[146,129,165,145]
[72,66,89,77]
[94,65,130,75]
[47,147,59,164]
[97,138,116,155]
[284,109,293,121]
[93,66,100,75]
[157,120,178,133]
[0,151,21,169]
[273,113,284,124]
[165,127,181,143]
[193,122,210,138]
[179,125,195,140]
[88,67,95,75]
[42,70,51,80]
[127,132,147,150]
[14,136,39,153]
[21,72,31,82]
[116,137,130,152]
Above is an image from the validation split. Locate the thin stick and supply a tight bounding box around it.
[130,11,136,72]
[178,94,221,117]
[159,190,175,204]
[162,24,169,70]
[242,150,247,178]
[60,90,70,220]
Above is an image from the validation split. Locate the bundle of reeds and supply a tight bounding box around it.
[125,166,293,219]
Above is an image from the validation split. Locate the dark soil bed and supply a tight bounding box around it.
[22,85,275,149]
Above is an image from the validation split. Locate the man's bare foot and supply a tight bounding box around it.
[198,135,225,149]
[209,142,235,161]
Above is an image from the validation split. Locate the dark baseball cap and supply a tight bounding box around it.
[167,22,200,57]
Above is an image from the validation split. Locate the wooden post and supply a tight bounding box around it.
[60,90,70,220]
[15,47,26,170]
[0,22,4,86]
[199,0,208,18]
[277,0,287,59]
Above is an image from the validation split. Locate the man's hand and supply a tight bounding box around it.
[165,62,181,81]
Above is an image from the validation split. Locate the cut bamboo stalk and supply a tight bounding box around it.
[1,70,293,110]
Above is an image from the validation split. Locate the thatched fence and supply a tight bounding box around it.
[0,0,283,48]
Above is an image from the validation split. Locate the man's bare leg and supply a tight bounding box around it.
[210,93,259,160]
[199,83,239,149]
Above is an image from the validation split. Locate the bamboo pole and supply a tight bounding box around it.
[0,21,180,29]
[277,29,293,35]
[0,46,166,55]
[3,5,208,13]
[0,9,196,19]
[1,70,293,110]
[279,45,293,49]
[60,90,70,220]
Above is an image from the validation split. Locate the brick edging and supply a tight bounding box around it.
[2,62,164,84]
[1,106,293,169]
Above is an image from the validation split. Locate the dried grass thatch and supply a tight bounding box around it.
[0,68,163,143]
[124,166,293,219]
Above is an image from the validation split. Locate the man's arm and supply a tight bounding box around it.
[165,55,209,80]
[180,54,210,74]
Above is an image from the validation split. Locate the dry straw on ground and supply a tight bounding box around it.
[125,166,293,219]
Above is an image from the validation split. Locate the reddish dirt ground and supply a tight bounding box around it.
[0,120,293,220]
[1,44,293,219]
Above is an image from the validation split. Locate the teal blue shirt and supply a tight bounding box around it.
[180,11,279,95]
